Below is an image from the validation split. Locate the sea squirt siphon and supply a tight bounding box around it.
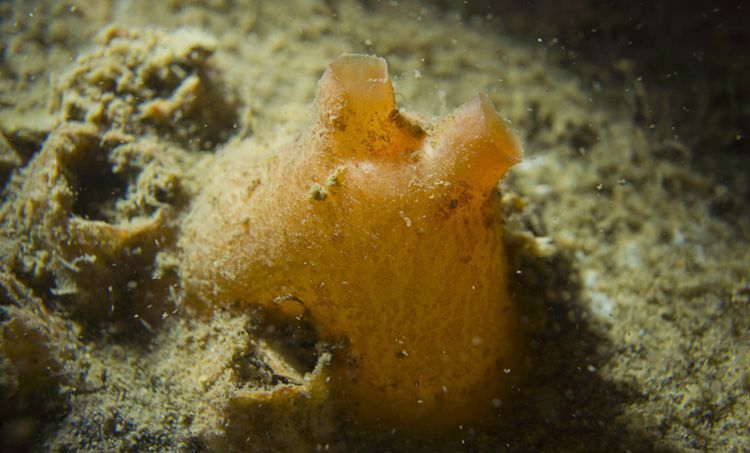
[180,54,524,433]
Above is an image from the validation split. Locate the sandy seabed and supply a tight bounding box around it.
[0,0,748,451]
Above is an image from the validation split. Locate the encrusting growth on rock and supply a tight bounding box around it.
[180,54,524,433]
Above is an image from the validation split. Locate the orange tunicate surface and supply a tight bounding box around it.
[180,54,524,433]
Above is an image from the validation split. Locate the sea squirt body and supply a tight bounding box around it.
[180,54,524,432]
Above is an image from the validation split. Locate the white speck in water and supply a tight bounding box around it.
[491,398,502,408]
[583,269,598,287]
[672,228,685,245]
[622,240,642,268]
[471,336,481,346]
[437,89,447,108]
[589,291,614,318]
[399,211,412,227]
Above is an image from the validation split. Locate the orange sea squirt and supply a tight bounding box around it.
[180,54,524,433]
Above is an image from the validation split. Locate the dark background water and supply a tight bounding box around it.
[446,0,748,154]
[425,0,749,226]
